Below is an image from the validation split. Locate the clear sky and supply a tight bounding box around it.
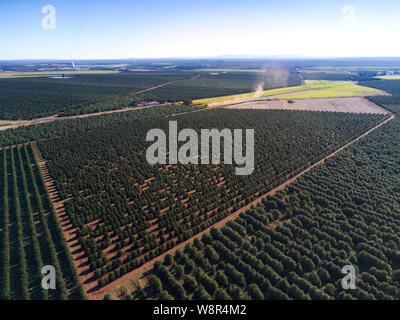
[1,0,400,60]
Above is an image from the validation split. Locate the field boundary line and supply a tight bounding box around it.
[134,80,178,95]
[134,73,199,95]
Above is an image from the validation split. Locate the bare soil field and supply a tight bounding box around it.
[226,97,390,114]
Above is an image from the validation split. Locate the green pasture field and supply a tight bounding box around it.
[278,80,385,99]
[194,80,386,105]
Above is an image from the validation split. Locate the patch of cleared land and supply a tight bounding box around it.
[277,81,388,100]
[194,80,387,106]
[226,97,389,114]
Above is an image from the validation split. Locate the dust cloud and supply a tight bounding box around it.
[253,65,290,98]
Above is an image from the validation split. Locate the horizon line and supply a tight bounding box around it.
[3,55,400,62]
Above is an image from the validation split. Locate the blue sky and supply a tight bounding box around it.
[1,0,400,59]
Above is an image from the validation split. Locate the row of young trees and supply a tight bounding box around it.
[0,145,85,300]
[0,148,10,299]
